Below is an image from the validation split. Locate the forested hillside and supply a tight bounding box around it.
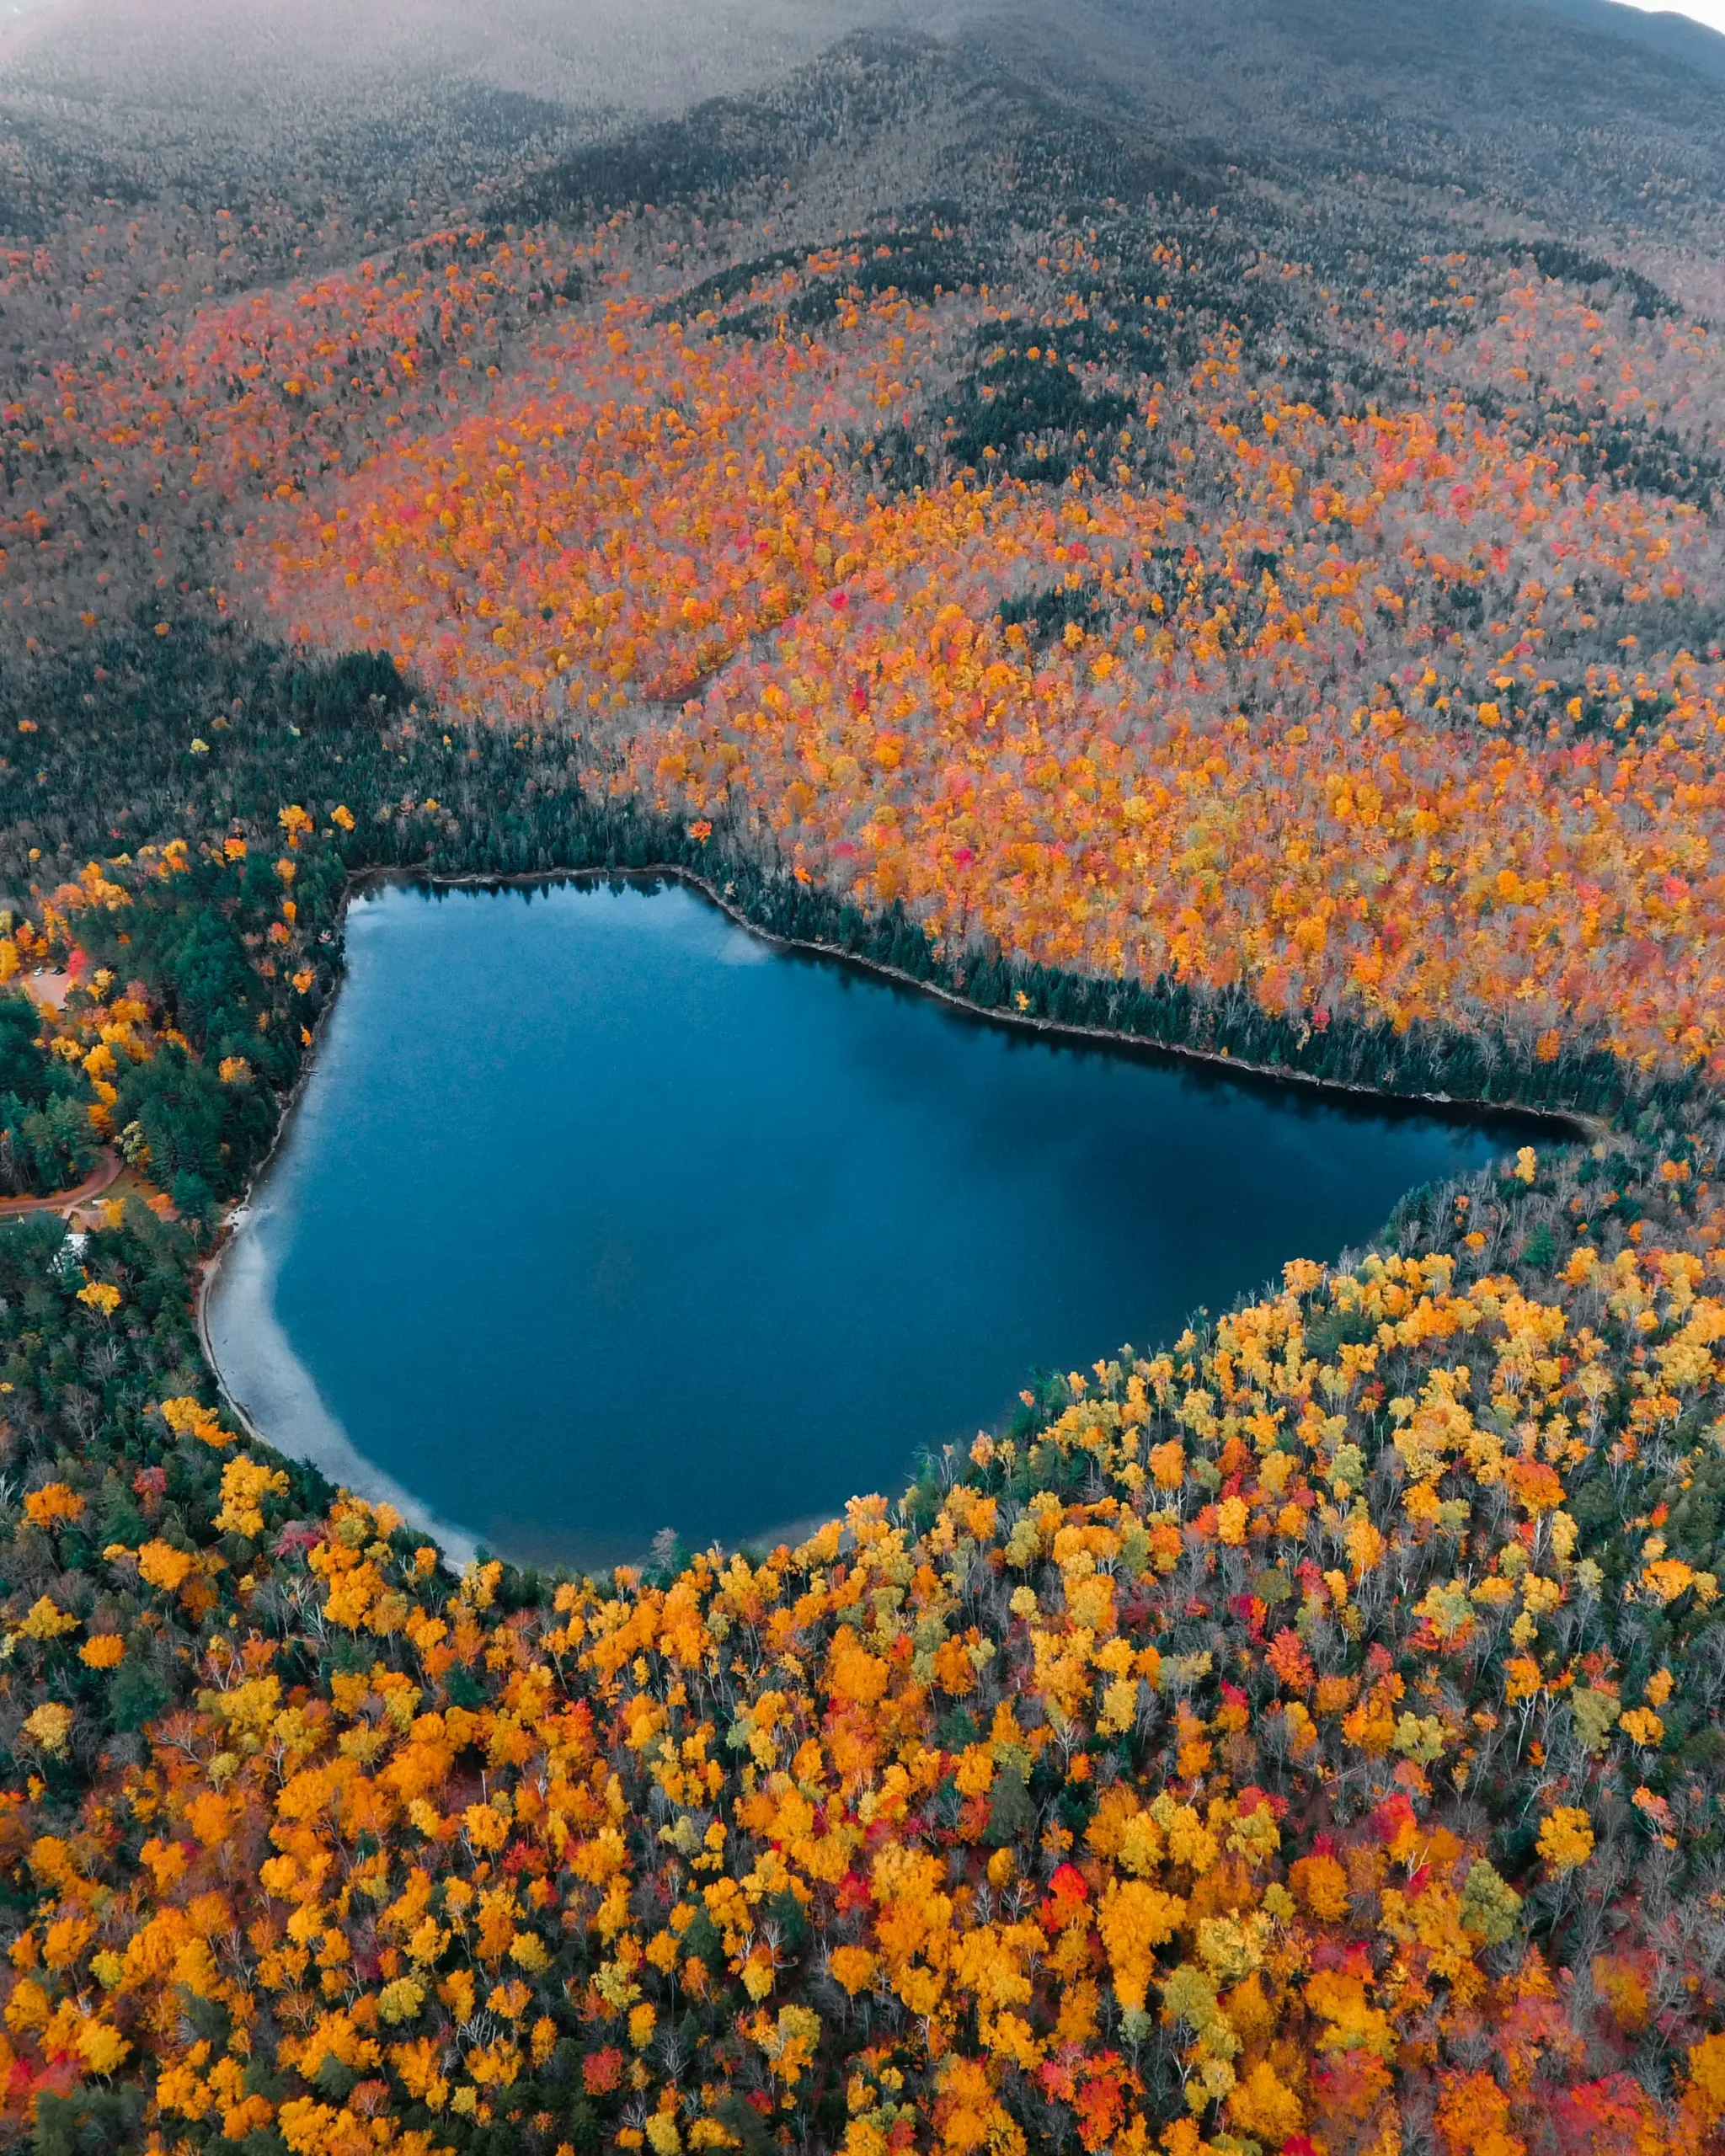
[0,5,1722,2153]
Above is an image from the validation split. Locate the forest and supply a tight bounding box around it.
[0,2,1722,2153]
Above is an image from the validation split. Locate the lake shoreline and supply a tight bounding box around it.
[194,860,1597,1582]
[198,1212,484,1572]
[353,858,1604,1143]
[199,1217,845,1578]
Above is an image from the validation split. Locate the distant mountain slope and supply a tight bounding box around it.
[0,11,1722,2150]
[3,0,1721,239]
[960,0,1725,234]
[0,0,953,235]
[1515,0,1725,82]
[0,0,940,142]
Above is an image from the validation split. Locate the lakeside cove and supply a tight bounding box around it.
[203,875,1541,1570]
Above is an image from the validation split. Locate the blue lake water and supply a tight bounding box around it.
[206,878,1527,1571]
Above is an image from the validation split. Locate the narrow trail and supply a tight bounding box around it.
[0,1148,121,1221]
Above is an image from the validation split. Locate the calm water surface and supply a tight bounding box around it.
[208,880,1525,1568]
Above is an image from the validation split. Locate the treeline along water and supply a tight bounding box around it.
[206,879,1534,1568]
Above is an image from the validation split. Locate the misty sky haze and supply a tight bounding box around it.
[1620,0,1725,29]
[5,0,1725,25]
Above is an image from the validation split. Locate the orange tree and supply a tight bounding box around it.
[1,93,1725,2156]
[1,986,1724,2153]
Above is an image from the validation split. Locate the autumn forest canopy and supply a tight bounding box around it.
[0,0,1724,2152]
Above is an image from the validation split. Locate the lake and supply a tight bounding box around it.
[206,878,1528,1571]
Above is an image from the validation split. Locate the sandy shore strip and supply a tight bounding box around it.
[200,1205,481,1572]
